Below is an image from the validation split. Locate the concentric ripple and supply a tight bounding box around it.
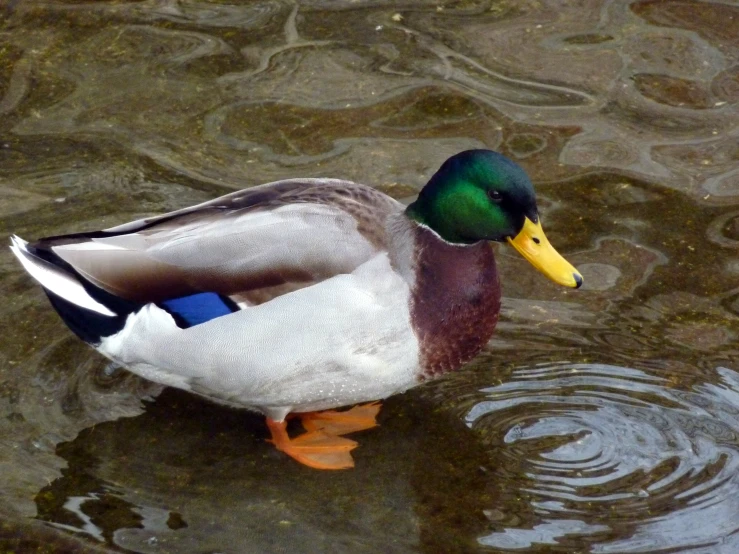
[467,363,739,552]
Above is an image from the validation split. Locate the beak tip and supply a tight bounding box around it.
[573,273,583,289]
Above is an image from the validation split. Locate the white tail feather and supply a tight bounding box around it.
[9,235,116,317]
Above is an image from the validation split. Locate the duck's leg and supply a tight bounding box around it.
[265,418,358,470]
[298,401,382,436]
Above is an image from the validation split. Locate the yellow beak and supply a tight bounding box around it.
[506,217,582,288]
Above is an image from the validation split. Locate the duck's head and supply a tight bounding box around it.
[406,149,583,288]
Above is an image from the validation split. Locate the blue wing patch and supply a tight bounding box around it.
[160,292,238,328]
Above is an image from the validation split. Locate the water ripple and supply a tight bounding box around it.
[468,363,739,552]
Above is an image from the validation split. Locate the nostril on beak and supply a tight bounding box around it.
[532,237,540,244]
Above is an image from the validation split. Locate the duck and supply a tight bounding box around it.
[10,149,582,470]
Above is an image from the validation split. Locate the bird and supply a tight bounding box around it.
[10,149,582,470]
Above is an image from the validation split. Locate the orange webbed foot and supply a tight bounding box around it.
[266,402,382,470]
[266,418,357,470]
[298,401,382,436]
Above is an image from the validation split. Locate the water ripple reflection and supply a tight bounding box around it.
[468,363,739,552]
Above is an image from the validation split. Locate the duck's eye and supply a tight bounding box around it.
[488,190,503,203]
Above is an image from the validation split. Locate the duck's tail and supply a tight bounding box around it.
[9,235,141,345]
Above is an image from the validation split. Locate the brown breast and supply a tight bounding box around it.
[410,225,501,378]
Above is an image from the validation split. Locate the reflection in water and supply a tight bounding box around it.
[0,0,738,552]
[30,390,493,553]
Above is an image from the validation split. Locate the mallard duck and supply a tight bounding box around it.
[10,150,581,469]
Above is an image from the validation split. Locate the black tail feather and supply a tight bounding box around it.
[44,290,135,345]
[27,243,144,345]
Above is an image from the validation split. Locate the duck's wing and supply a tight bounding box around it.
[32,179,403,305]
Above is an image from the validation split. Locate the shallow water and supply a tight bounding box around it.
[1,0,738,552]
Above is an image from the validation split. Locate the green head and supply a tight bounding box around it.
[406,149,583,289]
[406,150,538,244]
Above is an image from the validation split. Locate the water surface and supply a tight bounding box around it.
[1,0,738,552]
